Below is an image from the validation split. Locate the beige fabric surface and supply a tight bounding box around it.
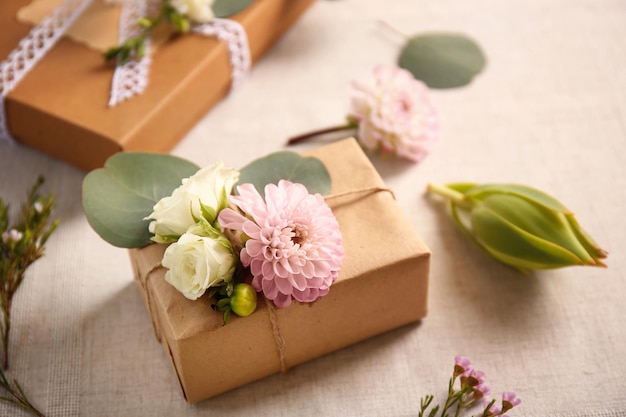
[1,0,625,415]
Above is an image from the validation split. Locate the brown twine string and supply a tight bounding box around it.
[264,298,288,374]
[143,259,166,342]
[324,186,396,202]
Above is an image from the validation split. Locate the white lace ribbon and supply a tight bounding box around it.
[108,0,153,107]
[0,0,93,144]
[192,18,251,90]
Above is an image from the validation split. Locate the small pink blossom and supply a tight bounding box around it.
[454,355,472,376]
[486,404,504,417]
[349,64,438,162]
[218,180,344,308]
[470,382,491,403]
[501,391,522,412]
[461,368,487,389]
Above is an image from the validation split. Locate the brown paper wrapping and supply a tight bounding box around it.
[0,0,314,171]
[129,139,431,403]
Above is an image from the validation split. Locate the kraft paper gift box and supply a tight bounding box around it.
[0,0,314,171]
[129,138,431,403]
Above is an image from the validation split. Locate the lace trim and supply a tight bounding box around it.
[193,18,251,89]
[0,0,93,144]
[109,16,251,107]
[108,0,154,107]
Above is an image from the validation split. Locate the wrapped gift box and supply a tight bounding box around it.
[0,0,314,171]
[129,138,431,403]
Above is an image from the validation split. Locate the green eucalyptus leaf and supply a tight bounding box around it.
[398,32,486,88]
[212,0,254,18]
[237,152,331,197]
[82,152,200,248]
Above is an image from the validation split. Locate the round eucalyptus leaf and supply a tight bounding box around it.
[212,0,254,18]
[237,152,331,197]
[398,32,487,88]
[82,153,200,248]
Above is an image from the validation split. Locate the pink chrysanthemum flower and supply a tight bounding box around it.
[349,64,438,162]
[218,180,344,308]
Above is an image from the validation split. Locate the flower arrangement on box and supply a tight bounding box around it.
[83,151,343,321]
[104,0,255,64]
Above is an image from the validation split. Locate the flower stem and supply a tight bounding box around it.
[2,304,10,370]
[0,367,45,416]
[426,183,473,210]
[377,20,410,41]
[286,123,357,146]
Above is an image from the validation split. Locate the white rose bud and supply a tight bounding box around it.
[162,223,236,300]
[145,161,239,243]
[169,0,215,24]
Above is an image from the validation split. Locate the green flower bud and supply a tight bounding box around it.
[428,183,607,273]
[229,283,257,317]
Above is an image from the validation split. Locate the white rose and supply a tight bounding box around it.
[146,161,239,243]
[162,223,236,300]
[169,0,215,23]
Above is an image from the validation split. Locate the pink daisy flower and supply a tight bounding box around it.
[218,180,344,308]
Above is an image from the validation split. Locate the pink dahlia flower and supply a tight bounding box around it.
[218,180,344,308]
[349,64,438,162]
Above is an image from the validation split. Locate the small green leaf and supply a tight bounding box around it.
[398,32,486,88]
[212,0,254,18]
[82,152,200,248]
[237,152,331,198]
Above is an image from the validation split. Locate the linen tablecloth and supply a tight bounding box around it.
[1,0,625,415]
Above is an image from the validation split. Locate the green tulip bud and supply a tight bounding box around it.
[229,283,257,317]
[427,183,607,272]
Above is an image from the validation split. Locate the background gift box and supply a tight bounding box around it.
[0,0,314,171]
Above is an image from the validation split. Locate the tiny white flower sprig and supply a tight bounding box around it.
[1,176,58,417]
